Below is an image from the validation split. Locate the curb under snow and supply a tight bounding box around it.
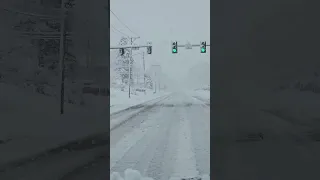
[110,93,172,116]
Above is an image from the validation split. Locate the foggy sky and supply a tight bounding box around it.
[210,0,320,105]
[110,0,210,89]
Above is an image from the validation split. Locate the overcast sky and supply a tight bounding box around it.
[110,0,210,89]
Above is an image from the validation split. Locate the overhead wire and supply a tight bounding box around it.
[111,24,130,38]
[110,9,139,37]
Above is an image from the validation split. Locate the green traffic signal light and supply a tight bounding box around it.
[172,41,178,53]
[200,41,206,53]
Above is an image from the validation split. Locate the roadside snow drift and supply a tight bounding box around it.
[0,83,108,167]
[111,169,154,180]
[110,87,171,114]
[111,169,210,180]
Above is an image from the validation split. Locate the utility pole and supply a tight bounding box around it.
[143,51,145,89]
[59,0,67,115]
[2,0,73,114]
[86,39,91,68]
[151,64,161,93]
[154,71,157,93]
[128,36,140,98]
[136,71,139,85]
[128,37,132,98]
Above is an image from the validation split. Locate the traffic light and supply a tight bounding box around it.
[147,45,152,54]
[119,48,124,56]
[172,41,178,53]
[200,41,206,53]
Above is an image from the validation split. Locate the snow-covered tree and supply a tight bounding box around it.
[114,36,134,85]
[70,0,109,67]
[145,74,153,89]
[1,0,109,105]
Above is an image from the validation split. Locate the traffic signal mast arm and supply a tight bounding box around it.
[110,45,152,49]
[177,44,210,47]
[111,44,209,50]
[171,40,209,54]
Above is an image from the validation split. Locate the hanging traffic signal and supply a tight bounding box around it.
[119,48,124,56]
[147,45,152,54]
[147,42,152,54]
[200,41,206,53]
[172,41,178,53]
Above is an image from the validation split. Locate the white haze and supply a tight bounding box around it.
[110,0,210,90]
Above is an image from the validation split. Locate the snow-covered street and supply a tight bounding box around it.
[110,92,210,180]
[66,92,210,180]
[0,92,210,180]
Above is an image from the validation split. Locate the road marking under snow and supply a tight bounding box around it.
[171,114,199,179]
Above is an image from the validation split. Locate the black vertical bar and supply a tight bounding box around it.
[60,31,66,114]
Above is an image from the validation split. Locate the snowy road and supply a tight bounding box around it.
[0,92,210,180]
[67,92,210,180]
[110,92,210,180]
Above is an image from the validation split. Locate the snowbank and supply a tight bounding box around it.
[110,87,171,114]
[184,89,210,104]
[257,73,320,129]
[193,89,210,100]
[111,169,154,180]
[111,169,210,180]
[0,83,169,168]
[261,89,320,126]
[0,83,108,168]
[110,94,169,130]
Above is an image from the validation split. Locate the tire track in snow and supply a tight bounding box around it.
[143,105,180,180]
[183,104,210,175]
[110,102,171,170]
[170,106,199,179]
[111,105,168,174]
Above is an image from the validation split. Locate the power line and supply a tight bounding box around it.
[110,27,122,36]
[110,9,139,37]
[111,24,130,38]
[0,7,61,19]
